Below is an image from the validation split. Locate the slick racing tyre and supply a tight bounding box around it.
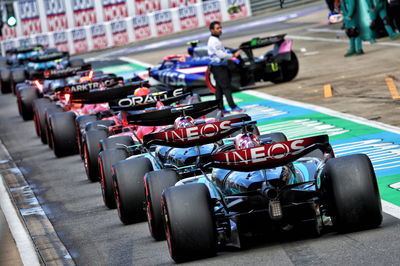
[145,169,179,241]
[82,129,108,182]
[323,154,382,232]
[10,68,26,95]
[75,114,98,159]
[44,106,64,148]
[271,51,299,84]
[0,68,11,94]
[49,111,78,157]
[113,157,153,225]
[17,86,38,121]
[99,148,129,209]
[162,183,217,263]
[32,98,51,137]
[33,101,56,143]
[205,67,217,94]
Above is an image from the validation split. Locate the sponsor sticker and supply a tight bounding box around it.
[178,6,198,31]
[132,15,151,40]
[154,10,174,36]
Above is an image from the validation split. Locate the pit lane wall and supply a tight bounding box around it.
[0,0,251,56]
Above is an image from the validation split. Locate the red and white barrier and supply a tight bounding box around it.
[0,0,252,56]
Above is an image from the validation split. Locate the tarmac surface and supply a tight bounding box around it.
[0,1,400,265]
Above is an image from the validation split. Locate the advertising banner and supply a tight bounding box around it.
[52,31,69,52]
[90,24,109,50]
[177,5,199,31]
[71,28,89,54]
[102,0,128,21]
[72,0,97,27]
[0,26,17,41]
[202,0,223,25]
[18,37,32,47]
[44,0,69,32]
[134,0,161,15]
[2,40,16,54]
[168,0,199,8]
[18,0,43,36]
[35,34,51,48]
[110,20,129,46]
[225,0,249,20]
[154,10,174,36]
[132,15,152,40]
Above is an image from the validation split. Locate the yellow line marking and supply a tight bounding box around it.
[323,84,332,98]
[385,78,400,99]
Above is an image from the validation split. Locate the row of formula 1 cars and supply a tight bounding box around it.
[0,43,383,263]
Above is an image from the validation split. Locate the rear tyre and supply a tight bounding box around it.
[113,157,153,224]
[205,67,217,94]
[17,86,38,121]
[323,154,382,232]
[75,114,98,159]
[44,106,64,148]
[271,51,299,84]
[49,112,78,157]
[145,169,179,241]
[163,183,217,262]
[82,129,108,182]
[0,68,11,94]
[10,68,26,95]
[99,148,129,209]
[33,102,56,143]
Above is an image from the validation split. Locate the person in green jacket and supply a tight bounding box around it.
[341,0,363,56]
[366,0,400,39]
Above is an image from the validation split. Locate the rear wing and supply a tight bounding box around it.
[108,89,189,111]
[143,115,251,148]
[200,135,331,172]
[6,45,43,54]
[32,64,92,80]
[60,80,149,104]
[120,100,220,127]
[239,34,285,50]
[29,52,69,63]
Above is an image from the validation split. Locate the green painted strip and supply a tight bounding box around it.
[378,175,400,206]
[97,63,147,74]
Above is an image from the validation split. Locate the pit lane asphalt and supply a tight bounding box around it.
[1,1,400,265]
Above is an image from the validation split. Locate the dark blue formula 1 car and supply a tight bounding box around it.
[149,34,299,94]
[0,45,44,94]
[141,121,382,263]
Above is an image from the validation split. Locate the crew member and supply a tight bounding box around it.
[207,21,243,113]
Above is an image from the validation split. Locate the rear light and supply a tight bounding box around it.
[34,80,43,91]
[64,93,71,103]
[88,70,93,79]
[44,70,51,78]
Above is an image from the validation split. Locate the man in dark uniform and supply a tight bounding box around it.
[207,21,243,113]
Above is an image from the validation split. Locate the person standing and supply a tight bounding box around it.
[207,21,243,113]
[340,0,364,56]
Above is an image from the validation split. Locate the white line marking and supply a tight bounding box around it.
[118,56,154,68]
[382,200,400,219]
[0,175,40,266]
[307,28,344,33]
[287,35,400,47]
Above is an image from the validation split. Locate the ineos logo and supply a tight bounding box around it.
[44,0,66,15]
[53,32,67,44]
[73,0,94,11]
[178,6,196,19]
[19,0,40,20]
[111,21,127,33]
[72,29,86,41]
[267,140,304,159]
[202,2,220,14]
[91,25,106,37]
[155,11,171,24]
[164,120,231,141]
[132,15,149,28]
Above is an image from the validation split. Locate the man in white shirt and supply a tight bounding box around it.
[207,21,243,113]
